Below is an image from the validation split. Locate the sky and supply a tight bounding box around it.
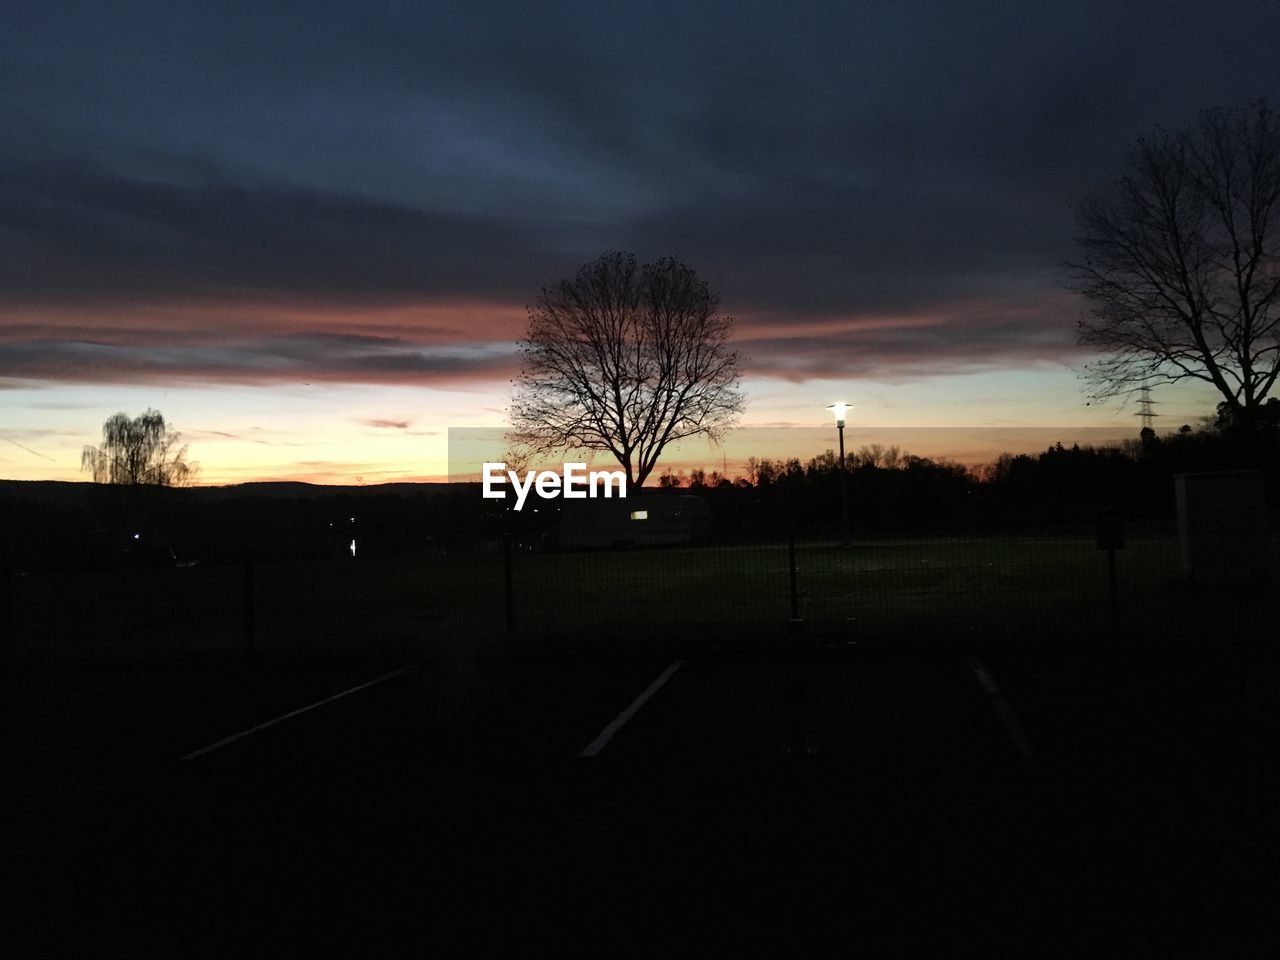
[2,0,1275,483]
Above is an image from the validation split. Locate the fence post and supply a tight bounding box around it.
[1107,546,1120,638]
[788,522,801,624]
[243,552,256,660]
[503,531,515,640]
[1,555,14,666]
[1095,509,1124,640]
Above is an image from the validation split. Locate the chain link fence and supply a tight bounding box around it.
[6,517,1275,667]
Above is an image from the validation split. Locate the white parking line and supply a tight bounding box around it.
[579,659,683,758]
[180,667,410,761]
[969,657,1035,761]
[0,679,134,720]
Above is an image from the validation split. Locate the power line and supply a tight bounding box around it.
[0,433,55,462]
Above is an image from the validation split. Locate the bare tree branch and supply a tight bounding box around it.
[1066,99,1280,428]
[509,251,745,487]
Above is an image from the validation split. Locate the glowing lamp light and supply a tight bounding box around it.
[826,401,853,546]
[826,402,852,427]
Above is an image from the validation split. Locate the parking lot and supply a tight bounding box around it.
[4,645,1279,956]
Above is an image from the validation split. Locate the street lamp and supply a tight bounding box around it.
[826,402,852,546]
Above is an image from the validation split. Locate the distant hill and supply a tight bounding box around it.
[187,481,451,500]
[0,478,452,506]
[0,478,466,569]
[0,480,96,508]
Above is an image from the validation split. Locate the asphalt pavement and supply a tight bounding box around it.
[4,646,1278,957]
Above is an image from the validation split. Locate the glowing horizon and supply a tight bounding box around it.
[1,370,1223,486]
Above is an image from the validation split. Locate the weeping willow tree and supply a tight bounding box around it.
[81,409,195,486]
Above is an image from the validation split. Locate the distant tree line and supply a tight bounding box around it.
[651,411,1280,537]
[4,412,1277,572]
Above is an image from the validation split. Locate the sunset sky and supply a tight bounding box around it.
[3,1,1273,484]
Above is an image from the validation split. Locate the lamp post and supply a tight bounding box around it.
[826,403,852,546]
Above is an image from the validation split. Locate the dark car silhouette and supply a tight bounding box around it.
[81,528,178,571]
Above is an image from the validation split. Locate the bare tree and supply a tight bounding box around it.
[82,409,195,486]
[510,251,744,487]
[852,444,903,469]
[1067,100,1280,430]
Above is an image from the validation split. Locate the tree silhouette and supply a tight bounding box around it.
[510,250,744,487]
[81,409,195,486]
[1068,100,1280,432]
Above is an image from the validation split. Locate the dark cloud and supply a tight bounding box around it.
[0,333,516,385]
[2,0,1278,384]
[739,315,1087,382]
[184,428,240,440]
[0,163,570,309]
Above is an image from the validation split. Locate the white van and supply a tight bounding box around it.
[546,494,710,550]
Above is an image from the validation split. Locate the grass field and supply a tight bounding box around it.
[8,524,1275,666]
[455,529,1273,649]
